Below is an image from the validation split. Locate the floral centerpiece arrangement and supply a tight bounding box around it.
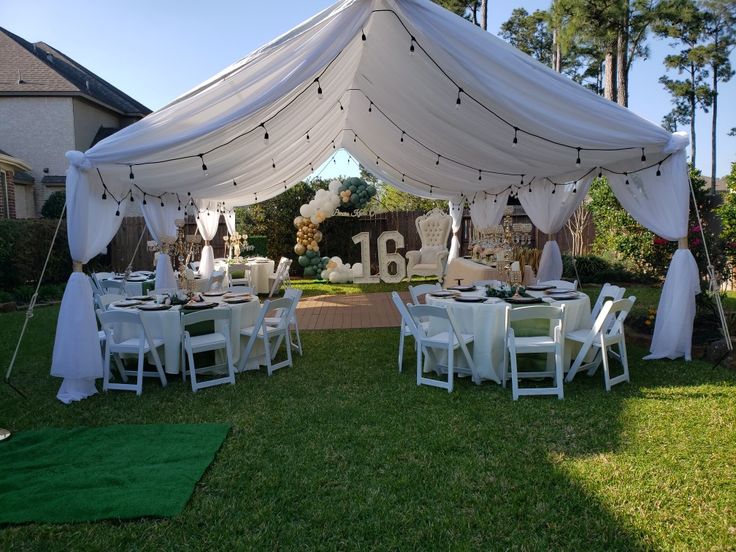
[485,285,529,299]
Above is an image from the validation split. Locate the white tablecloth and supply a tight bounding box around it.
[111,296,264,374]
[246,259,275,294]
[99,272,155,296]
[425,290,591,382]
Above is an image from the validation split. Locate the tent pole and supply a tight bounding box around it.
[688,175,732,353]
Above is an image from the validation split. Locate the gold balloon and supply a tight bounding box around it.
[314,231,322,242]
[310,240,318,248]
[294,216,304,228]
[294,243,306,255]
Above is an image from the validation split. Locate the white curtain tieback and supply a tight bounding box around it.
[72,261,84,272]
[678,237,688,250]
[65,151,93,170]
[205,240,211,246]
[664,131,689,154]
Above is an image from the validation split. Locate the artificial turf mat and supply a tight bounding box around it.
[0,423,230,524]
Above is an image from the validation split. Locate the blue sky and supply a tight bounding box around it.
[2,0,734,179]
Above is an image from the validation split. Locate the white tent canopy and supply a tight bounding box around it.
[53,0,698,403]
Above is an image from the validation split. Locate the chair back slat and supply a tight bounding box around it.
[508,304,564,323]
[181,308,230,329]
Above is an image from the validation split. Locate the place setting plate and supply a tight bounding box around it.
[223,297,253,304]
[526,284,555,291]
[447,285,476,292]
[504,296,544,304]
[453,296,485,303]
[129,295,154,301]
[203,291,227,297]
[138,303,172,311]
[429,290,458,298]
[112,300,142,308]
[182,302,217,310]
[546,293,580,301]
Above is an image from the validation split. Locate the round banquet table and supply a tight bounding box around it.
[425,289,591,383]
[109,295,265,375]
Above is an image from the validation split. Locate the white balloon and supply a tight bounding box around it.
[310,215,320,224]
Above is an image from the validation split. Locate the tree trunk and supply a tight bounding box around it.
[552,27,562,72]
[480,0,487,31]
[690,62,697,166]
[711,67,718,193]
[604,47,617,101]
[616,6,629,107]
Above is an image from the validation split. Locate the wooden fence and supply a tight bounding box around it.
[109,209,595,274]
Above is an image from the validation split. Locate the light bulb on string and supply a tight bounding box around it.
[400,131,405,143]
[261,124,269,145]
[598,170,603,179]
[656,163,662,177]
[572,182,577,193]
[376,156,380,165]
[315,79,323,100]
[142,194,147,206]
[625,172,630,185]
[368,101,372,113]
[512,127,518,147]
[332,141,336,150]
[199,154,208,174]
[401,174,405,182]
[130,193,134,202]
[409,36,415,55]
[306,132,310,143]
[494,195,497,203]
[456,88,462,109]
[551,185,556,194]
[338,101,344,111]
[115,207,120,216]
[128,165,135,180]
[575,148,581,167]
[101,190,107,200]
[361,28,366,41]
[429,186,433,195]
[272,159,276,170]
[436,155,440,166]
[641,148,647,164]
[160,199,165,207]
[353,133,357,143]
[233,180,237,186]
[478,170,482,181]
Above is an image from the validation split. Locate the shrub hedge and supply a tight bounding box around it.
[561,254,647,284]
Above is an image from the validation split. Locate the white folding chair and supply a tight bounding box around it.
[408,283,441,305]
[565,296,636,391]
[590,283,626,325]
[503,304,566,400]
[228,263,251,288]
[98,310,167,395]
[268,258,292,297]
[181,309,236,392]
[538,279,577,290]
[265,288,303,356]
[95,308,127,383]
[407,304,478,392]
[390,291,417,373]
[208,270,226,292]
[99,279,127,296]
[238,298,294,375]
[148,288,178,297]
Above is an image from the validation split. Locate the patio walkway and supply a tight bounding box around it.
[295,292,409,330]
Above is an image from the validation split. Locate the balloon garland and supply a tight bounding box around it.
[293,177,376,279]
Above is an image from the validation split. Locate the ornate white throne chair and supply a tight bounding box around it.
[406,208,452,282]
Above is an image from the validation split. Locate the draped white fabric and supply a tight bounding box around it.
[469,191,510,230]
[448,197,464,261]
[518,178,591,281]
[56,0,696,403]
[224,210,236,235]
[196,209,221,279]
[141,201,180,290]
[605,150,698,360]
[644,249,700,361]
[52,154,127,404]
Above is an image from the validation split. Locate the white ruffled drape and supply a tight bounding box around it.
[141,201,180,290]
[605,150,698,361]
[52,152,127,403]
[469,191,510,231]
[196,209,221,278]
[518,178,591,282]
[224,209,236,235]
[448,198,464,261]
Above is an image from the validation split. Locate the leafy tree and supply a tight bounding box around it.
[234,181,322,262]
[656,0,712,165]
[717,161,736,272]
[431,0,487,29]
[500,8,553,66]
[700,0,736,192]
[41,191,66,219]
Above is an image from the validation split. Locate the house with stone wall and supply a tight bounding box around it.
[0,26,150,218]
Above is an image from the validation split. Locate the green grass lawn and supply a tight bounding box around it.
[0,301,735,550]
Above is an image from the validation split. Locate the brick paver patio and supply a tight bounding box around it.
[295,292,409,330]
